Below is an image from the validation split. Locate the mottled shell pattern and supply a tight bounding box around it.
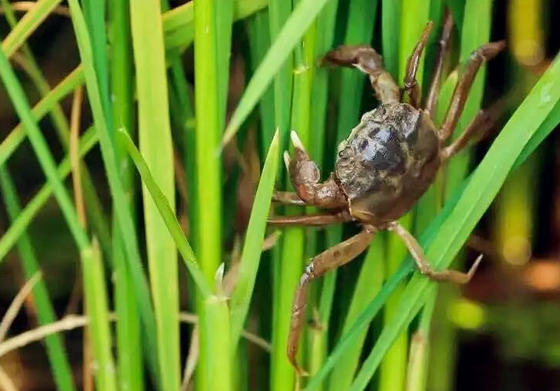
[335,103,441,225]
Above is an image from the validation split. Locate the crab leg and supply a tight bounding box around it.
[403,21,434,108]
[322,45,400,104]
[388,221,482,284]
[440,108,496,160]
[286,131,347,209]
[268,210,352,227]
[425,10,454,117]
[288,227,375,375]
[439,41,506,141]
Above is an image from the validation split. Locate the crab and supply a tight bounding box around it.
[268,13,506,375]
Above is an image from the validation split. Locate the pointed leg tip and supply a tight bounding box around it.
[472,253,484,270]
[464,254,484,283]
[288,355,310,377]
[295,366,310,377]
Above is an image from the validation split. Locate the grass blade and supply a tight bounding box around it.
[382,0,401,76]
[230,131,279,349]
[118,129,212,297]
[223,0,333,145]
[203,290,232,391]
[247,10,276,154]
[269,0,296,388]
[193,0,231,389]
[109,0,144,389]
[129,1,180,389]
[1,0,62,57]
[82,0,112,135]
[162,0,267,52]
[82,241,117,391]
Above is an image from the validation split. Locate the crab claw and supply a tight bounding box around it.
[283,151,291,172]
[290,130,305,152]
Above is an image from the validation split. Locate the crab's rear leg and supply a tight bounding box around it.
[403,21,434,108]
[322,45,400,104]
[288,227,375,375]
[388,221,482,284]
[440,108,497,160]
[425,10,454,117]
[286,131,347,209]
[439,41,506,141]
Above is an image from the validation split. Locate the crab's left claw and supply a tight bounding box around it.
[283,151,291,172]
[290,130,305,151]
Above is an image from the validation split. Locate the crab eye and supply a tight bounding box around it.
[359,139,369,151]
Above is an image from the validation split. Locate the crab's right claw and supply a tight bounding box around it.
[290,130,313,166]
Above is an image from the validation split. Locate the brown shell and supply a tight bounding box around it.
[335,103,441,226]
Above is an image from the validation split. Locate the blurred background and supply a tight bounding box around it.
[0,0,559,390]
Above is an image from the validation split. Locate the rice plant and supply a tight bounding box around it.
[0,0,559,390]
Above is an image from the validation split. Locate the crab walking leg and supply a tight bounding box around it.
[425,10,454,117]
[440,108,496,160]
[388,221,483,284]
[321,45,400,104]
[287,131,348,209]
[403,21,434,108]
[268,210,352,227]
[272,191,306,206]
[288,227,376,375]
[439,41,506,141]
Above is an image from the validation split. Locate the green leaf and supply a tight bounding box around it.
[223,0,332,144]
[230,131,279,350]
[129,1,180,389]
[1,0,62,57]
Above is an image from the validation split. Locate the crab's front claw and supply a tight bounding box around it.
[283,151,291,173]
[290,130,306,151]
[284,130,347,209]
